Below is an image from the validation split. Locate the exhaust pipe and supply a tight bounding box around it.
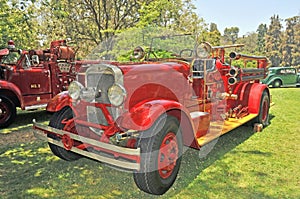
[229,67,239,76]
[229,51,268,61]
[228,74,266,85]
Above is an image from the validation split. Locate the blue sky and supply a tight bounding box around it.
[194,0,300,36]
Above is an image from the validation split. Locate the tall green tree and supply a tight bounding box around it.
[282,16,300,67]
[291,15,300,67]
[256,23,267,53]
[265,15,283,66]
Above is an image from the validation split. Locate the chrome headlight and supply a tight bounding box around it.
[68,81,83,100]
[108,84,126,107]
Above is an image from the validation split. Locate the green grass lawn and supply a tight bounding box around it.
[0,88,299,199]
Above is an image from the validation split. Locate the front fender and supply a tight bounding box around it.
[0,80,24,108]
[46,91,72,112]
[248,83,269,114]
[119,99,184,131]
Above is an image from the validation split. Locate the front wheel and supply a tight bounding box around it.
[48,106,81,161]
[133,115,183,195]
[0,96,16,128]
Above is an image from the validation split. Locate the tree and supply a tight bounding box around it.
[265,15,283,66]
[237,32,258,54]
[199,23,221,46]
[38,0,142,57]
[39,0,203,58]
[223,27,239,44]
[138,0,205,35]
[291,15,300,67]
[282,16,300,67]
[0,0,39,49]
[256,23,267,53]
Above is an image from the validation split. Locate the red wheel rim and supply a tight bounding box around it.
[0,102,10,123]
[262,99,268,122]
[158,132,179,179]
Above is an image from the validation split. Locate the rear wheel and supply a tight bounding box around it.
[272,80,281,88]
[255,91,270,126]
[133,115,183,195]
[0,96,16,128]
[48,106,81,161]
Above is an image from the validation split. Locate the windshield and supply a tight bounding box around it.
[0,51,21,65]
[85,28,198,62]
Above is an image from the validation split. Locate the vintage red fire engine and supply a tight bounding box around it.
[0,40,76,127]
[33,33,270,195]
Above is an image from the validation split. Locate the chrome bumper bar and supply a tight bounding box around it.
[33,120,140,171]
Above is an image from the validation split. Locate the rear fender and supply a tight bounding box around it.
[46,91,72,112]
[248,84,269,114]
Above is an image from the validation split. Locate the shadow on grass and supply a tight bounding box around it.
[0,124,263,199]
[0,109,51,134]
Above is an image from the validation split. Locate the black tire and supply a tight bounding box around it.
[0,96,16,128]
[48,106,81,161]
[272,80,281,88]
[133,115,183,195]
[255,91,270,126]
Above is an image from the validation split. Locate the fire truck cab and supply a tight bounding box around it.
[0,40,76,127]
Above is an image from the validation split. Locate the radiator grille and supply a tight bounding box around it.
[87,73,114,103]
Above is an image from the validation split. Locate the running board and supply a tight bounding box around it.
[197,113,258,146]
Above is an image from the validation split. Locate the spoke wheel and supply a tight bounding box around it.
[133,115,183,195]
[256,91,270,126]
[158,132,178,179]
[0,96,16,128]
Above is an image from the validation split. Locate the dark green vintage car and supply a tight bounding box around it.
[261,67,300,88]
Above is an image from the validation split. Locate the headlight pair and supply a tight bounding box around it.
[68,81,126,107]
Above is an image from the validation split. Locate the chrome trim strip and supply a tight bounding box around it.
[25,104,47,110]
[33,121,140,170]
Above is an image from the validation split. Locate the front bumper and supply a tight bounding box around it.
[33,120,140,171]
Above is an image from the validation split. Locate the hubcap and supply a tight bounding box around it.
[158,132,178,179]
[0,103,9,121]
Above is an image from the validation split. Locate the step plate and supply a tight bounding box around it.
[197,113,257,146]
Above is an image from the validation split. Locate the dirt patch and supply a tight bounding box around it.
[0,130,37,146]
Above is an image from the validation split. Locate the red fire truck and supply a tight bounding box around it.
[0,40,76,127]
[33,33,271,195]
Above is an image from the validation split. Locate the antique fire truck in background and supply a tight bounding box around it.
[0,40,77,127]
[33,32,271,195]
